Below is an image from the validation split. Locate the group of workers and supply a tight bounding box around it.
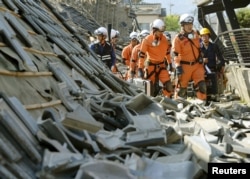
[89,13,225,103]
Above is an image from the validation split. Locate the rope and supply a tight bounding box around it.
[23,47,57,57]
[0,42,58,57]
[24,100,62,110]
[0,70,52,77]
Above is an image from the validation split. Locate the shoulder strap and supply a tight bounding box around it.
[187,37,200,51]
[187,38,200,60]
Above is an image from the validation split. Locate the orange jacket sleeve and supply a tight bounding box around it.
[130,44,140,71]
[122,44,132,66]
[172,34,181,66]
[138,38,149,68]
[165,42,172,64]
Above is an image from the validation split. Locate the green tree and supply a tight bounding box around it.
[236,8,250,28]
[164,15,180,32]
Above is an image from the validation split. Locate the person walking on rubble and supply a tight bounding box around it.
[90,27,116,71]
[129,29,150,80]
[121,31,139,79]
[137,19,173,97]
[200,28,225,73]
[172,14,207,101]
[110,29,120,49]
[200,27,226,100]
[110,29,120,73]
[122,31,139,67]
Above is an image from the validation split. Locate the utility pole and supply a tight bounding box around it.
[169,0,174,15]
[128,0,141,31]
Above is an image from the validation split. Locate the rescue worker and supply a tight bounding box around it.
[121,31,139,79]
[129,29,150,80]
[110,29,120,72]
[172,14,207,101]
[110,29,120,49]
[122,31,139,67]
[137,19,173,97]
[200,28,225,73]
[90,27,116,71]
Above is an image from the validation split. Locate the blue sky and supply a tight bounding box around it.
[143,0,197,15]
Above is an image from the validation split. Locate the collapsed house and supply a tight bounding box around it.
[0,0,250,179]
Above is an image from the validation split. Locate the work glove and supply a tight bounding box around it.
[144,69,148,79]
[137,68,144,78]
[111,65,116,72]
[198,56,203,64]
[203,58,208,64]
[176,66,183,76]
[168,63,173,72]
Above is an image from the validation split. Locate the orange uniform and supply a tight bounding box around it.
[172,31,206,100]
[138,32,173,97]
[122,44,134,67]
[138,33,171,68]
[130,43,141,73]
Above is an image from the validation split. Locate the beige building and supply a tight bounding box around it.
[130,3,166,31]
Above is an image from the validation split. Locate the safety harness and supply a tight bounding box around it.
[145,60,166,79]
[188,37,202,64]
[178,33,202,65]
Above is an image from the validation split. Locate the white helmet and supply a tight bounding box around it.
[151,19,165,31]
[179,13,194,25]
[94,27,107,36]
[111,29,120,38]
[129,31,139,40]
[139,29,150,38]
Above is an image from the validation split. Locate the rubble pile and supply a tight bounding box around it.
[0,1,249,179]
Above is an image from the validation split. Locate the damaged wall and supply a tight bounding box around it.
[52,0,134,44]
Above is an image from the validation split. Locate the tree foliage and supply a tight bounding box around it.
[164,15,180,32]
[236,8,250,28]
